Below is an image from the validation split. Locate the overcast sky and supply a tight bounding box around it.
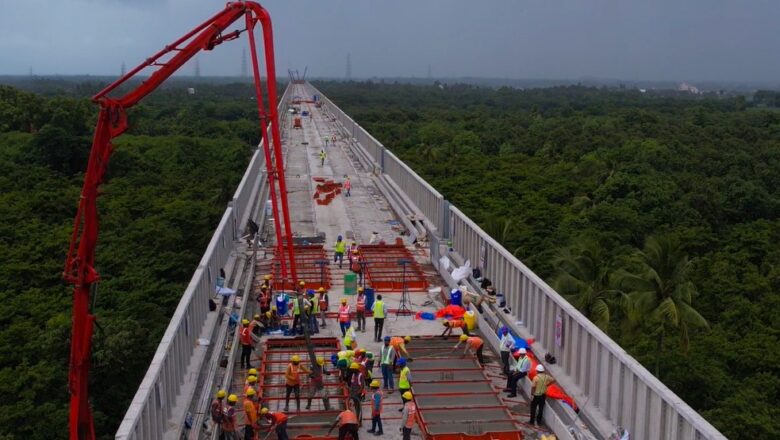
[0,0,778,82]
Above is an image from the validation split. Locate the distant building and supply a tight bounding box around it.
[678,82,700,94]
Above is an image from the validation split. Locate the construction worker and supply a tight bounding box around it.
[334,235,346,268]
[355,287,367,332]
[307,357,331,410]
[308,290,320,334]
[246,368,258,382]
[320,149,327,166]
[397,358,412,410]
[440,318,469,338]
[400,391,417,440]
[349,241,358,256]
[499,327,515,376]
[529,364,555,426]
[350,249,364,285]
[222,394,239,440]
[327,408,359,440]
[268,307,281,330]
[251,314,264,336]
[363,352,375,386]
[372,294,387,342]
[379,336,395,392]
[285,354,310,412]
[239,318,258,369]
[243,388,260,440]
[290,288,310,335]
[454,334,485,366]
[339,298,352,337]
[260,310,272,329]
[344,322,357,350]
[390,336,412,362]
[261,407,289,440]
[348,362,365,422]
[244,375,258,397]
[367,379,384,435]
[344,176,352,197]
[505,348,531,398]
[210,390,226,437]
[318,287,329,327]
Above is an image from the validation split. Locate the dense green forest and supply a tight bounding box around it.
[315,81,780,439]
[0,82,265,439]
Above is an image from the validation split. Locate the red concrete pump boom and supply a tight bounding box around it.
[62,2,297,438]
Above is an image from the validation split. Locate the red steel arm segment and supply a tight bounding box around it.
[62,3,296,439]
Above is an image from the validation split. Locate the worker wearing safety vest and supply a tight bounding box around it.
[379,336,395,391]
[244,375,258,397]
[243,388,260,440]
[390,336,412,361]
[239,319,258,369]
[320,149,326,166]
[440,318,469,338]
[499,327,515,376]
[401,392,417,440]
[318,287,329,327]
[309,290,320,334]
[367,380,384,435]
[344,322,357,350]
[210,390,226,437]
[347,362,365,422]
[222,394,238,440]
[284,355,310,412]
[372,294,387,342]
[258,285,270,313]
[334,235,346,269]
[343,176,352,197]
[505,348,531,398]
[350,249,364,285]
[338,298,351,337]
[454,334,485,366]
[397,358,412,409]
[529,364,556,426]
[355,287,366,332]
[327,409,359,440]
[306,357,331,410]
[290,291,303,335]
[261,408,289,440]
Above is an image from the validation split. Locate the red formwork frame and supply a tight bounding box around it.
[407,337,523,440]
[273,245,332,291]
[358,244,429,292]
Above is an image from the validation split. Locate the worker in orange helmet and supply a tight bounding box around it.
[327,408,359,440]
[454,334,485,366]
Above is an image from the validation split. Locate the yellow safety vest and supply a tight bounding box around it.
[373,300,385,319]
[293,298,300,316]
[311,296,320,313]
[399,366,411,388]
[335,241,346,253]
[380,346,393,365]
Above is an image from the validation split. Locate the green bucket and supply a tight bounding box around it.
[343,273,357,295]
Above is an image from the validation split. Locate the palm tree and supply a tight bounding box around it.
[552,238,622,330]
[617,235,709,376]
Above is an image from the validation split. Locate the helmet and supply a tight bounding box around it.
[338,235,343,241]
[254,314,261,320]
[228,394,238,403]
[242,319,250,326]
[366,352,374,359]
[536,364,545,373]
[358,287,364,292]
[216,390,226,399]
[346,350,355,358]
[271,305,277,311]
[442,320,450,327]
[404,336,411,343]
[247,375,257,384]
[291,355,300,363]
[512,351,521,359]
[370,380,380,388]
[402,391,413,400]
[350,362,360,370]
[518,348,527,354]
[341,298,347,304]
[352,249,359,254]
[318,287,326,292]
[265,311,272,318]
[460,334,469,342]
[351,242,357,246]
[298,280,306,286]
[337,351,347,359]
[248,368,258,376]
[261,407,269,415]
[383,336,391,342]
[356,348,365,355]
[264,274,272,280]
[317,357,325,366]
[397,358,407,367]
[501,327,509,335]
[246,388,256,397]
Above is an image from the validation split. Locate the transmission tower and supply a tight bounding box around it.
[241,48,248,78]
[121,61,126,76]
[346,53,352,80]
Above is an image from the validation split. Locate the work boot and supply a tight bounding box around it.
[367,430,375,434]
[284,406,289,412]
[507,394,517,398]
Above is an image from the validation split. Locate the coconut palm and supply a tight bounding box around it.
[552,238,623,330]
[617,235,709,376]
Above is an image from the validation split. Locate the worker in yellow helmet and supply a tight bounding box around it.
[222,394,239,439]
[284,354,310,412]
[307,357,332,410]
[401,392,417,440]
[243,388,260,440]
[317,287,329,328]
[367,380,384,435]
[334,235,346,269]
[261,407,289,440]
[210,390,226,437]
[454,334,485,366]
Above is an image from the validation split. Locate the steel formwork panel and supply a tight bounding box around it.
[412,370,488,382]
[358,244,429,292]
[272,245,332,290]
[415,393,503,408]
[409,358,481,370]
[412,381,494,394]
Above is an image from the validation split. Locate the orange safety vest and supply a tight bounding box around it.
[356,295,366,312]
[243,399,259,427]
[339,305,351,323]
[222,406,237,432]
[468,337,483,349]
[320,294,329,311]
[390,337,405,350]
[240,326,252,346]
[286,364,302,385]
[403,402,417,428]
[338,410,359,426]
[448,319,465,328]
[269,411,288,425]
